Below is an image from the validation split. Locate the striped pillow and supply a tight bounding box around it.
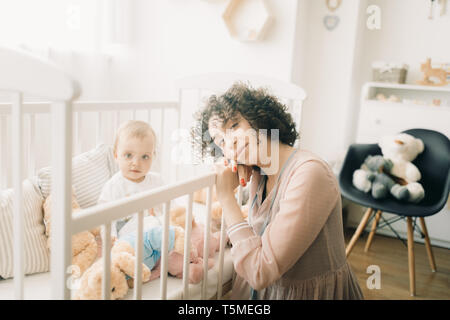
[36,144,115,209]
[0,180,49,278]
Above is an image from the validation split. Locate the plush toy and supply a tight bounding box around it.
[352,133,425,203]
[353,155,410,201]
[43,192,100,276]
[114,224,212,285]
[193,187,249,233]
[169,206,221,259]
[73,246,151,300]
[74,224,213,300]
[379,133,425,203]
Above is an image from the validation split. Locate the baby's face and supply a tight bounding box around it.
[115,135,155,183]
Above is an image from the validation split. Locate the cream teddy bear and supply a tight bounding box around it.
[378,133,425,203]
[43,192,100,276]
[169,206,221,259]
[193,187,249,233]
[72,248,151,300]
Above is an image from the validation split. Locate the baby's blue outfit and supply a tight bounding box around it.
[119,226,175,271]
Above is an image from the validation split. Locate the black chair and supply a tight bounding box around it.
[339,129,450,296]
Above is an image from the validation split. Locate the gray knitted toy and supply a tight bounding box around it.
[353,155,410,200]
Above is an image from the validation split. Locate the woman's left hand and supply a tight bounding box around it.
[214,159,239,203]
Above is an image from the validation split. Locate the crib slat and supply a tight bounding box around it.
[175,92,182,182]
[74,111,82,155]
[182,193,194,299]
[160,201,171,300]
[12,92,24,300]
[159,109,164,178]
[115,110,120,132]
[102,223,112,300]
[134,210,144,300]
[96,111,102,145]
[28,114,36,176]
[50,101,73,300]
[1,115,8,188]
[201,186,213,299]
[216,206,227,299]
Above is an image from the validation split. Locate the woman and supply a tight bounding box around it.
[193,82,363,300]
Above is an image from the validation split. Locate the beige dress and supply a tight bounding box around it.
[228,149,364,300]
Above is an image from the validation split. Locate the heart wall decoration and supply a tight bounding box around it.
[323,15,340,31]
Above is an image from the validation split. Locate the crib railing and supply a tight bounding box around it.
[0,46,81,300]
[71,171,226,300]
[0,100,180,189]
[1,96,230,299]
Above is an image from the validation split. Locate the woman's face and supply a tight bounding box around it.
[208,113,270,167]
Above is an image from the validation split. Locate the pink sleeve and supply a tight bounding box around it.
[228,160,339,290]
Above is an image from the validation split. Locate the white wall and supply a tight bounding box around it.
[290,0,365,164]
[358,0,450,85]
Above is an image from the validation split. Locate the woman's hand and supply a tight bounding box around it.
[224,159,253,187]
[214,159,248,228]
[214,159,239,203]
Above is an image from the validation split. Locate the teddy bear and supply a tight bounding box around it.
[193,187,249,233]
[352,133,425,203]
[379,133,425,203]
[169,206,221,259]
[352,155,410,200]
[72,246,151,300]
[43,192,101,276]
[74,223,214,300]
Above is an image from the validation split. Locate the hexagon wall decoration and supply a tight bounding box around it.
[222,0,274,42]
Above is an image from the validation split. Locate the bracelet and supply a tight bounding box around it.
[227,221,251,237]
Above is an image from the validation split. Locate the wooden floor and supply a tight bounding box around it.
[344,228,450,300]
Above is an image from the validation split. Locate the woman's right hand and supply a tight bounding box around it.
[224,158,253,187]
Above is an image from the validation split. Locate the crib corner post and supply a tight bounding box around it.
[50,101,73,300]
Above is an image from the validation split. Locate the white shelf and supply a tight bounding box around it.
[363,82,450,93]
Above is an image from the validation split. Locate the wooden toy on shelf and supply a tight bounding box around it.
[417,58,450,87]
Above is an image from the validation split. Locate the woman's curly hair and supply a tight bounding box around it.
[191,81,299,162]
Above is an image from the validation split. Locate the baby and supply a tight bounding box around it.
[98,120,163,238]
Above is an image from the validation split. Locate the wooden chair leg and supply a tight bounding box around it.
[419,217,437,272]
[346,207,374,257]
[364,210,382,252]
[406,217,416,296]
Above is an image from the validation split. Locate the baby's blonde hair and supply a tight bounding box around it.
[114,120,157,155]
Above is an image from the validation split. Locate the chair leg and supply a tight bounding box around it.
[346,207,374,257]
[406,217,416,296]
[419,217,437,272]
[364,210,382,252]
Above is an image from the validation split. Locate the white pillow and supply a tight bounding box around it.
[0,179,49,279]
[35,144,116,208]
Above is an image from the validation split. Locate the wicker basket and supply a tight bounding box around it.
[372,62,408,84]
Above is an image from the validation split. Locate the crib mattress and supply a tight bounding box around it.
[0,248,233,300]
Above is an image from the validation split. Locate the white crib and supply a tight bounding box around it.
[0,46,306,300]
